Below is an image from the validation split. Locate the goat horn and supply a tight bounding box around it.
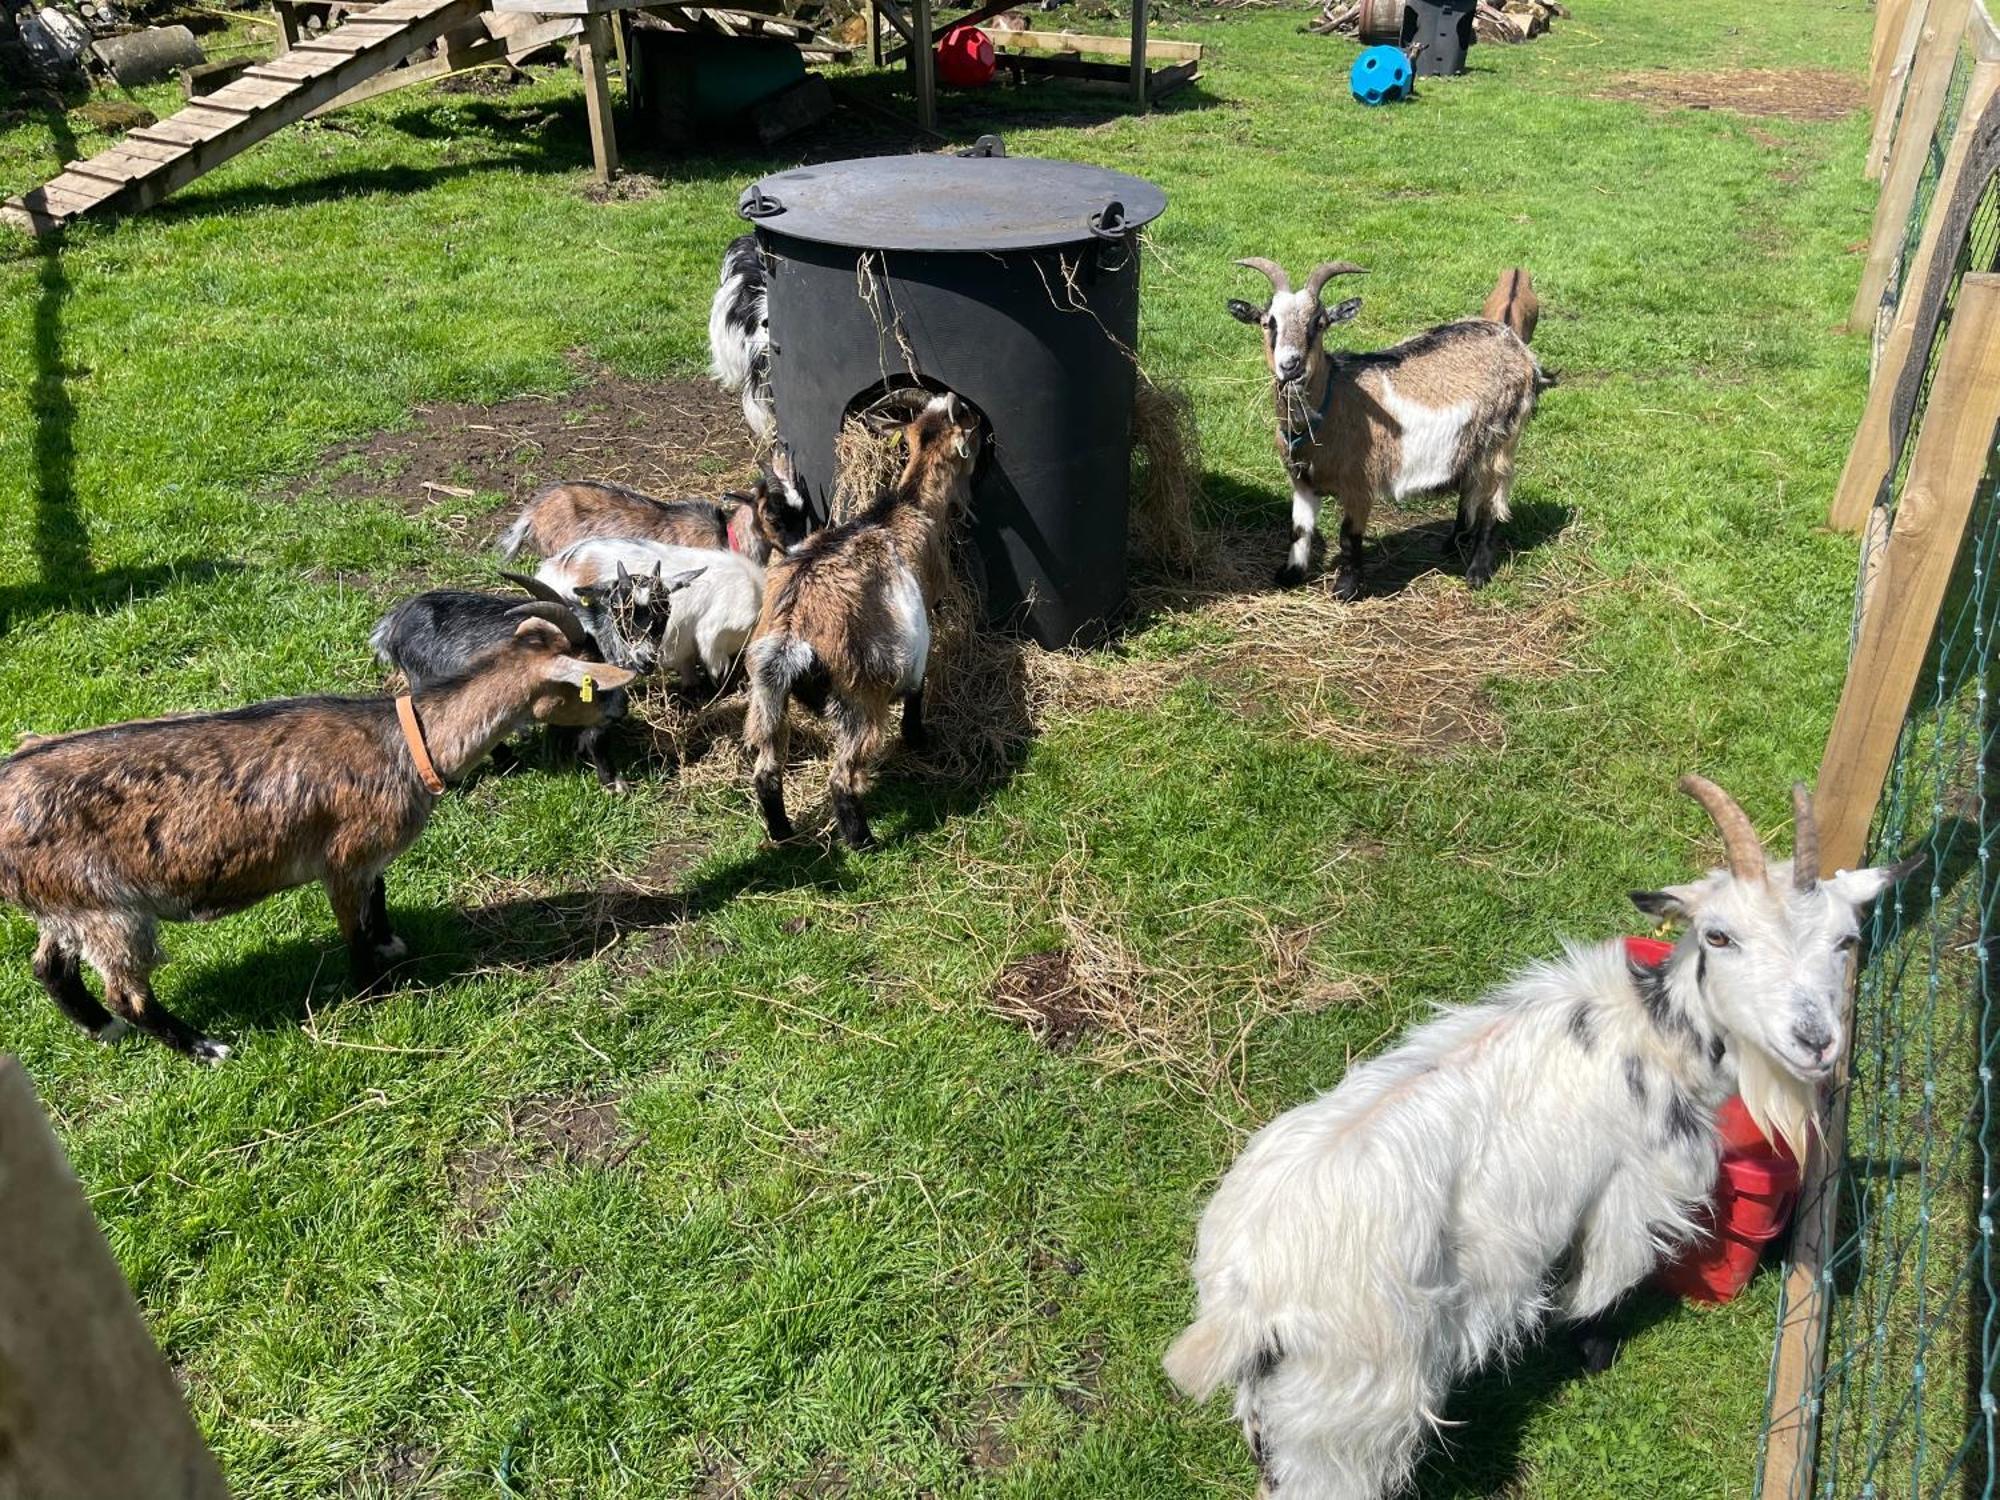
[1235,257,1291,296]
[1678,773,1768,885]
[506,599,588,650]
[500,569,571,607]
[1792,782,1821,892]
[1303,261,1368,302]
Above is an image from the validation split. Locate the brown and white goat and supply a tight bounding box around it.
[0,608,633,1062]
[498,449,809,567]
[742,392,982,850]
[1229,259,1547,596]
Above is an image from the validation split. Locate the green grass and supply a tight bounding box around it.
[0,2,1881,1494]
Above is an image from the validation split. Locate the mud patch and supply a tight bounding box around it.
[990,948,1099,1051]
[448,1091,641,1228]
[1599,68,1862,122]
[293,366,758,545]
[431,66,528,96]
[342,1441,441,1496]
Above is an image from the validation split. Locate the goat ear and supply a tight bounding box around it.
[663,568,706,592]
[1630,885,1701,922]
[1826,853,1927,909]
[1226,298,1263,326]
[1323,296,1363,327]
[616,561,632,585]
[573,587,598,609]
[512,616,570,647]
[547,655,639,692]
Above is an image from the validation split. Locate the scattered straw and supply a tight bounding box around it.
[975,831,1372,1107]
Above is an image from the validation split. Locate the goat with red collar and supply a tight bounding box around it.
[0,602,632,1063]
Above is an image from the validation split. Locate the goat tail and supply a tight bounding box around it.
[1163,1307,1260,1403]
[366,608,398,668]
[747,634,814,738]
[496,510,534,561]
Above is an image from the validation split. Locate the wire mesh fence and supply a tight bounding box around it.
[1758,145,2000,1496]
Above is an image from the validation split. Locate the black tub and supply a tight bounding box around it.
[740,147,1167,648]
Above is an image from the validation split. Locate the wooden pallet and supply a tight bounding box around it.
[1,0,486,235]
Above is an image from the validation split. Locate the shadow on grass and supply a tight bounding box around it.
[1415,1289,1686,1498]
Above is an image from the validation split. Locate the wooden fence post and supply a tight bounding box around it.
[1761,274,2000,1500]
[1829,64,2000,532]
[1850,0,1971,328]
[0,1056,230,1499]
[1870,0,1942,176]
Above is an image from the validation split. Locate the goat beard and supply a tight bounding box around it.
[1733,1045,1822,1164]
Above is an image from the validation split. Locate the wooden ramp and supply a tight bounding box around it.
[2,0,486,235]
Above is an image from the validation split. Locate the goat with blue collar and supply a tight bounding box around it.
[1229,260,1549,597]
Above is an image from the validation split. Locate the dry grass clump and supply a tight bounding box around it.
[974,833,1371,1107]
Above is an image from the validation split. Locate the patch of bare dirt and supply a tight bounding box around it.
[342,1441,441,1496]
[448,1091,641,1228]
[1599,68,1862,121]
[292,365,757,545]
[990,949,1098,1051]
[431,66,528,96]
[584,171,664,203]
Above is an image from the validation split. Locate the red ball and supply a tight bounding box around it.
[936,24,996,87]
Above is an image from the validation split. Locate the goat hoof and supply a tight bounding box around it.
[92,1017,132,1045]
[902,727,930,754]
[1575,1331,1621,1375]
[191,1037,232,1065]
[1331,570,1363,603]
[1274,561,1307,589]
[602,776,633,796]
[1465,562,1496,590]
[841,829,879,853]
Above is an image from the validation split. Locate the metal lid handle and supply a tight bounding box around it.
[739,185,785,220]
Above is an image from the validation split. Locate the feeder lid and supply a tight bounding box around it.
[739,153,1166,253]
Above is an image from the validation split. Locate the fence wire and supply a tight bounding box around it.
[1758,154,2000,1498]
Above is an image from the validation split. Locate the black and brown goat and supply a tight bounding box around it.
[0,607,633,1062]
[497,449,810,567]
[742,392,982,850]
[1229,259,1547,596]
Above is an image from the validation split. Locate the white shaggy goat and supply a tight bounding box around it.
[534,539,762,691]
[1165,775,1917,1499]
[709,234,776,444]
[1229,259,1548,596]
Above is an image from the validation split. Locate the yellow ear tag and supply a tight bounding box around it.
[580,675,596,704]
[1653,918,1676,940]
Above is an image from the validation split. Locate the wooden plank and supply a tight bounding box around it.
[978,25,1201,60]
[1975,0,2000,58]
[577,9,620,181]
[23,176,119,215]
[1871,0,1937,174]
[866,0,882,64]
[62,154,148,187]
[1148,57,1198,97]
[909,0,935,131]
[1818,277,2000,868]
[205,75,306,108]
[247,53,337,80]
[96,135,183,166]
[1829,61,2000,530]
[0,1057,230,1500]
[130,116,227,147]
[1872,0,1918,102]
[1851,0,1972,327]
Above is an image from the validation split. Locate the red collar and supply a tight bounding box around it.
[395,694,446,795]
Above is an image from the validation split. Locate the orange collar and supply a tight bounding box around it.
[395,694,446,795]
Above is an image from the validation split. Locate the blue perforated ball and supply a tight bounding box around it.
[1351,44,1413,105]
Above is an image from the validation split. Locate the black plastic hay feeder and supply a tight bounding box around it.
[740,145,1167,648]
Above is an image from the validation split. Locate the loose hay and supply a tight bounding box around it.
[1131,376,1203,572]
[1598,68,1862,122]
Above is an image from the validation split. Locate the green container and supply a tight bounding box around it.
[629,30,806,145]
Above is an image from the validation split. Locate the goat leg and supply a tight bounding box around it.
[829,698,883,851]
[900,685,929,753]
[1445,493,1471,555]
[1276,477,1321,588]
[103,964,227,1063]
[328,870,403,992]
[1465,510,1501,590]
[1332,516,1366,603]
[33,932,126,1042]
